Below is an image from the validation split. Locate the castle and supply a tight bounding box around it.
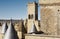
[0,0,60,39]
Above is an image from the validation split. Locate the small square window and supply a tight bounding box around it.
[58,9,60,12]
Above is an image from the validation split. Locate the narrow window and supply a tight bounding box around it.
[31,14,33,19]
[28,15,30,19]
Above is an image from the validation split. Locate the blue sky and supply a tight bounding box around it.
[0,0,40,20]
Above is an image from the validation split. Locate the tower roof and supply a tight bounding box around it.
[29,22,37,34]
[1,23,8,34]
[3,22,18,39]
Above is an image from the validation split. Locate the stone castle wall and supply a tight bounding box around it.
[25,34,60,39]
[40,0,60,35]
[40,6,57,35]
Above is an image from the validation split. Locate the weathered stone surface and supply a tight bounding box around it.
[25,34,60,39]
[40,2,60,35]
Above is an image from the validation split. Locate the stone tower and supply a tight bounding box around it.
[27,2,39,33]
[39,0,60,35]
[27,2,38,20]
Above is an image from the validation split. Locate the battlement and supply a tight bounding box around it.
[39,0,60,4]
[27,2,38,7]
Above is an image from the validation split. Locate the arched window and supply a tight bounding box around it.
[0,23,2,26]
[31,14,33,19]
[28,14,34,19]
[28,15,30,19]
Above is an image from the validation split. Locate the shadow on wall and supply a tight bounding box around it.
[36,31,44,34]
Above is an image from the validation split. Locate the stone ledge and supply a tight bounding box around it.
[25,34,60,38]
